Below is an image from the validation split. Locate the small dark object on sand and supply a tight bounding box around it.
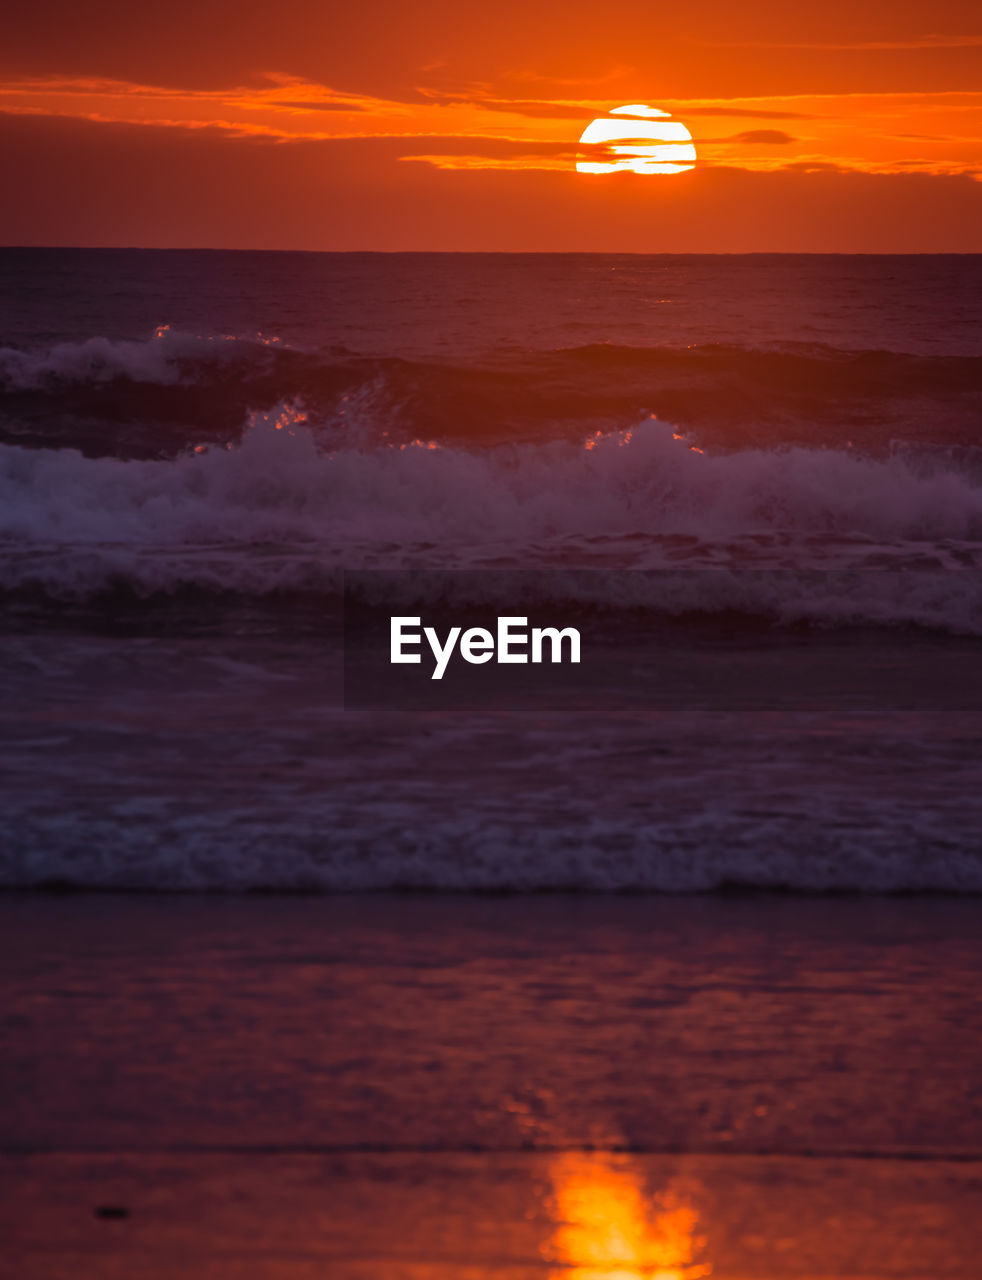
[94,1206,130,1220]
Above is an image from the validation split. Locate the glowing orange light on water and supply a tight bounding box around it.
[583,422,703,453]
[546,1154,711,1280]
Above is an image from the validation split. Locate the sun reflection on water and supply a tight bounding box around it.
[546,1154,711,1280]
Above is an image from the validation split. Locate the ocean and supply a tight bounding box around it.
[3,250,982,1280]
[1,248,981,891]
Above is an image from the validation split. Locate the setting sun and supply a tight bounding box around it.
[577,105,697,174]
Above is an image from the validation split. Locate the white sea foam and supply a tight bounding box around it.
[1,705,980,891]
[2,405,982,628]
[0,326,280,390]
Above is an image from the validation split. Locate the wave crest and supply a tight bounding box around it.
[1,405,982,629]
[2,328,980,458]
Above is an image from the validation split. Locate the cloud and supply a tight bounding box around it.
[781,159,854,174]
[2,75,979,187]
[401,137,574,157]
[896,132,956,142]
[728,129,798,144]
[698,129,799,144]
[697,35,982,52]
[3,109,981,252]
[419,91,824,123]
[271,100,367,113]
[666,106,822,120]
[417,94,592,120]
[399,136,578,171]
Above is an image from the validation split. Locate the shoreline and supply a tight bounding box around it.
[5,883,982,897]
[3,892,980,1276]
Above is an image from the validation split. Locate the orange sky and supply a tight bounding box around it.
[2,0,980,249]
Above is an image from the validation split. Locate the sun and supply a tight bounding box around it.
[577,104,696,175]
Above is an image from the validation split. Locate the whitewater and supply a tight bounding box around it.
[1,249,980,892]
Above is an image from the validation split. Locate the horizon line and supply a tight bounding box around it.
[2,245,980,256]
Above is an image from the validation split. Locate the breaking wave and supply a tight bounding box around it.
[5,803,982,893]
[2,327,981,457]
[2,404,982,630]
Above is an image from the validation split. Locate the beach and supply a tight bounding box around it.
[2,892,980,1277]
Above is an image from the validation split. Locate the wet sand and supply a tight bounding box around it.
[1,892,980,1277]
